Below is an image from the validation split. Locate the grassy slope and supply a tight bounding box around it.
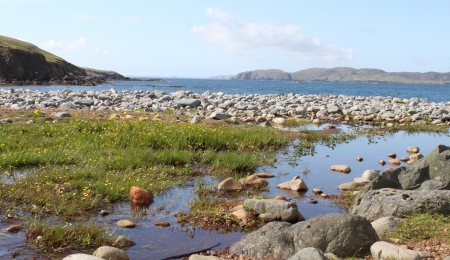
[0,35,66,64]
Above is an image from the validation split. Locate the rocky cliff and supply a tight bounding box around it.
[232,67,450,84]
[0,35,125,86]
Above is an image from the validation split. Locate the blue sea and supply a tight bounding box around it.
[3,78,450,103]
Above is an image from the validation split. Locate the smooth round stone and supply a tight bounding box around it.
[362,170,379,181]
[117,219,136,228]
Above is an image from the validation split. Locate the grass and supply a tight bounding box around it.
[281,118,310,128]
[390,212,450,243]
[0,118,292,216]
[0,35,66,64]
[25,218,113,252]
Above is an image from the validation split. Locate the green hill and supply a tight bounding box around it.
[233,67,450,84]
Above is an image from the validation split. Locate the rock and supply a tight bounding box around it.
[397,145,450,190]
[231,208,256,224]
[129,186,153,204]
[276,176,308,191]
[272,117,286,124]
[379,160,386,166]
[154,222,170,227]
[117,219,136,228]
[287,247,327,260]
[330,165,351,173]
[253,172,275,178]
[350,190,450,221]
[356,157,363,162]
[308,199,318,204]
[240,174,268,187]
[244,199,304,222]
[210,112,228,120]
[229,222,295,259]
[409,153,424,163]
[290,213,379,257]
[388,153,397,159]
[312,188,323,195]
[6,224,21,232]
[63,254,104,260]
[274,195,288,201]
[354,177,371,184]
[362,170,380,181]
[74,99,94,106]
[99,209,109,216]
[258,213,277,223]
[407,146,420,154]
[93,246,129,260]
[114,235,136,248]
[218,177,244,191]
[338,181,366,191]
[190,115,201,124]
[371,241,420,260]
[323,253,340,260]
[371,216,401,239]
[60,102,78,109]
[400,157,409,162]
[189,255,220,260]
[418,251,432,258]
[176,98,201,108]
[388,159,401,166]
[55,112,71,118]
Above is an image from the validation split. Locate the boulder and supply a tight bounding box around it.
[330,165,351,173]
[338,181,366,191]
[290,213,379,257]
[287,247,327,260]
[277,176,308,191]
[210,112,228,120]
[253,172,275,178]
[240,174,268,187]
[189,255,220,260]
[231,208,256,224]
[218,177,244,191]
[176,98,201,108]
[244,199,304,222]
[350,189,450,222]
[117,219,136,228]
[55,112,71,118]
[362,170,379,181]
[93,246,129,260]
[114,235,136,248]
[397,145,450,190]
[371,241,420,260]
[74,99,94,106]
[60,102,78,109]
[388,159,401,166]
[408,153,424,163]
[129,186,153,204]
[63,254,104,260]
[407,146,420,154]
[229,222,296,259]
[371,216,402,239]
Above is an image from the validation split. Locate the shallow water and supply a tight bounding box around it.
[1,124,450,259]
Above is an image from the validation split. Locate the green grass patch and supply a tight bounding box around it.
[281,118,310,128]
[25,219,112,253]
[390,212,450,243]
[0,119,292,216]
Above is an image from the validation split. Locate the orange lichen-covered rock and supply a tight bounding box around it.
[129,186,153,204]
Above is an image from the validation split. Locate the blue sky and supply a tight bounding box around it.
[1,0,449,77]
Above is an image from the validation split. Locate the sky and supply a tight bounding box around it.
[1,0,449,77]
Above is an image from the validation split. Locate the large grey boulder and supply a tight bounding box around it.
[176,98,201,108]
[229,221,295,259]
[291,213,378,257]
[371,241,421,260]
[350,189,450,222]
[397,144,450,190]
[74,99,94,106]
[244,199,304,222]
[287,247,327,260]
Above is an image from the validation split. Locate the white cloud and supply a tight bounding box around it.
[413,57,432,67]
[75,14,148,24]
[192,7,354,62]
[42,37,87,52]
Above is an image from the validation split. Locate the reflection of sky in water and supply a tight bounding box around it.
[2,125,450,259]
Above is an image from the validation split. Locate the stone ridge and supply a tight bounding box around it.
[232,67,450,84]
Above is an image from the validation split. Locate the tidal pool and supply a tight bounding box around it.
[1,124,450,259]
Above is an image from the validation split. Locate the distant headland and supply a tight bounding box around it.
[232,68,450,84]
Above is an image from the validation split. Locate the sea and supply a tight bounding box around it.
[3,78,450,103]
